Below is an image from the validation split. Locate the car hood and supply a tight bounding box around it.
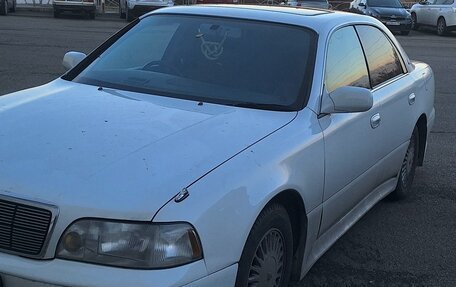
[0,79,296,221]
[370,7,408,17]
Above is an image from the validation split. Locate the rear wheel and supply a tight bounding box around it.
[437,17,447,36]
[53,8,60,18]
[1,0,8,15]
[389,127,419,200]
[411,13,419,30]
[235,204,293,287]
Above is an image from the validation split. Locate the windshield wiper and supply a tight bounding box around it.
[227,102,295,111]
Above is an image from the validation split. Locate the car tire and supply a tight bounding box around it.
[126,6,134,21]
[401,30,410,36]
[11,0,15,12]
[235,203,293,287]
[437,17,447,36]
[53,8,60,18]
[388,126,419,200]
[119,5,126,19]
[89,11,95,19]
[411,13,419,30]
[1,0,8,15]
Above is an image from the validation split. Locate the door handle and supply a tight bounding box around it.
[408,93,416,105]
[370,113,381,129]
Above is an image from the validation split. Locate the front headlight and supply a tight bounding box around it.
[369,12,381,19]
[56,219,203,268]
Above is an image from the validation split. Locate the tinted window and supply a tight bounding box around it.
[73,15,317,111]
[355,25,404,87]
[435,0,453,4]
[325,26,370,93]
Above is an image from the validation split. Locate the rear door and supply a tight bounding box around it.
[434,0,455,25]
[355,25,413,185]
[422,0,437,24]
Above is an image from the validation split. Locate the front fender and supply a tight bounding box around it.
[152,108,325,274]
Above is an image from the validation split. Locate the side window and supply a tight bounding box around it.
[436,0,452,4]
[325,26,370,93]
[355,25,404,88]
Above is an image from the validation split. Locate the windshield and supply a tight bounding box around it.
[72,15,316,111]
[367,0,403,8]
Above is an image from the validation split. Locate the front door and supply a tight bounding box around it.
[318,26,385,235]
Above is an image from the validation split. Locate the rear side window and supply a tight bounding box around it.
[325,26,370,93]
[435,0,453,4]
[355,25,404,88]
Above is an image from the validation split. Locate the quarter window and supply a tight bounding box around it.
[325,26,370,93]
[355,25,404,88]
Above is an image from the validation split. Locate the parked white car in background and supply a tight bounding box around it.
[411,0,456,35]
[286,0,331,9]
[0,5,435,287]
[53,0,97,19]
[119,0,173,21]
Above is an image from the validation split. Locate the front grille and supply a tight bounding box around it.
[381,16,406,21]
[0,199,52,256]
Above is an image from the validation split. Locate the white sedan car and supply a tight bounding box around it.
[119,0,173,21]
[411,0,456,35]
[0,5,435,287]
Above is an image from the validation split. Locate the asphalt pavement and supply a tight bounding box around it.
[0,12,455,287]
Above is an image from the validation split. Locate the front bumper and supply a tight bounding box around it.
[381,19,412,32]
[0,252,237,287]
[53,3,96,12]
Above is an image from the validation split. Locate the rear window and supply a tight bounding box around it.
[72,15,317,111]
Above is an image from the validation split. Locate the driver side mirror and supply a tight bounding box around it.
[62,51,87,70]
[358,2,366,7]
[321,86,373,114]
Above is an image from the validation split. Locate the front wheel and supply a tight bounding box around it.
[119,4,126,18]
[126,7,134,21]
[411,13,419,30]
[437,17,447,36]
[235,204,293,287]
[388,127,419,200]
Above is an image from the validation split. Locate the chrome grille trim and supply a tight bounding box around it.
[0,193,59,259]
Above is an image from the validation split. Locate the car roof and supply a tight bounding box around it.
[151,4,377,34]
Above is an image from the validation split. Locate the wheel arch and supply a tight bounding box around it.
[265,189,308,284]
[416,113,427,166]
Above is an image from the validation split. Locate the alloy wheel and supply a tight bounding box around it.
[437,18,446,35]
[247,229,285,287]
[400,132,416,189]
[411,14,417,30]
